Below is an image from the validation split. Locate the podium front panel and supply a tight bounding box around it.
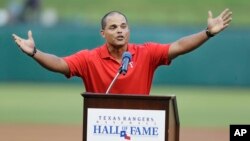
[82,93,179,141]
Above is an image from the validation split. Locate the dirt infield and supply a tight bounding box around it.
[0,124,228,141]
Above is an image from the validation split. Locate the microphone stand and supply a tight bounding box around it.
[105,51,131,94]
[105,67,122,94]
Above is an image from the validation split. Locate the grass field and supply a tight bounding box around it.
[1,0,249,26]
[0,82,249,127]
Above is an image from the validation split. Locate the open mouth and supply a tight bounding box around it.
[116,35,124,40]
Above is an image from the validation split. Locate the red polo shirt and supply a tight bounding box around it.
[63,42,171,95]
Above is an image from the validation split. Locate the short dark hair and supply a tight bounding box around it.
[101,11,128,30]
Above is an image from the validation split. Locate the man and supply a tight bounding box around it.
[12,9,232,95]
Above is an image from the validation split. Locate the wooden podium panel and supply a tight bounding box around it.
[81,93,179,141]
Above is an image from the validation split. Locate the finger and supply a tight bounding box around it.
[12,34,19,40]
[224,17,232,25]
[222,11,232,20]
[220,8,230,18]
[28,30,33,40]
[222,24,229,30]
[14,38,22,47]
[12,34,24,43]
[208,10,213,19]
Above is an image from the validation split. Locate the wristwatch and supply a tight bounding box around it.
[29,47,37,57]
[206,28,215,37]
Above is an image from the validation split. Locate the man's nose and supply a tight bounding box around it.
[117,27,123,33]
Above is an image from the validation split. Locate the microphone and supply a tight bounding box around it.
[105,51,132,94]
[120,51,132,75]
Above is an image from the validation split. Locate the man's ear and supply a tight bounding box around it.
[100,30,105,38]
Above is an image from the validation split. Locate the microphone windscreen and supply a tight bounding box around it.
[122,51,132,61]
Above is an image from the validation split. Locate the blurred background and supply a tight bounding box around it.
[0,0,250,141]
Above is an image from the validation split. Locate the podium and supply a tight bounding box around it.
[81,93,180,141]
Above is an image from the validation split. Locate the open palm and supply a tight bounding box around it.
[207,9,232,35]
[12,30,35,56]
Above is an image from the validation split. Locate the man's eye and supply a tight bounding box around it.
[121,25,127,29]
[109,26,116,29]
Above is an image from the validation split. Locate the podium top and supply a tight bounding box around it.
[81,92,176,100]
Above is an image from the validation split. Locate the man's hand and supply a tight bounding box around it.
[12,30,36,56]
[207,8,232,35]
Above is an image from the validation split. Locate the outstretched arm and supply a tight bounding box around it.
[12,30,70,75]
[168,8,232,60]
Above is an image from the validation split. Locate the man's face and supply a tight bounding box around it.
[101,13,130,48]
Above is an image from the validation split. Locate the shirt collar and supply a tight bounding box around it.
[100,43,136,59]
